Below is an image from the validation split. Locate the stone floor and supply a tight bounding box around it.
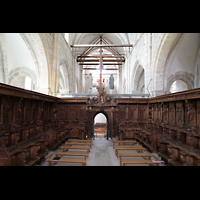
[39,137,166,166]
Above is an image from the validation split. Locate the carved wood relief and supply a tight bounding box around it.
[176,101,184,126]
[169,102,175,124]
[1,82,200,165]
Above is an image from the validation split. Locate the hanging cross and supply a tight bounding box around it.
[99,36,103,94]
[71,37,133,94]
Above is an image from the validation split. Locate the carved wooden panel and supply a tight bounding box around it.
[157,104,162,122]
[69,106,78,120]
[118,106,126,121]
[57,104,67,120]
[138,104,147,120]
[185,100,196,127]
[119,122,126,128]
[79,108,86,120]
[125,130,134,138]
[24,99,32,122]
[148,104,153,120]
[176,101,184,126]
[162,103,168,123]
[2,96,13,124]
[169,102,175,124]
[70,128,80,138]
[128,105,137,120]
[32,101,38,121]
[153,104,157,121]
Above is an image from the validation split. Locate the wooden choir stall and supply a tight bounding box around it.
[1,82,200,166]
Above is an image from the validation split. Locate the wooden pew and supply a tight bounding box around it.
[168,145,183,166]
[65,142,92,148]
[46,157,86,166]
[114,145,145,157]
[53,151,89,159]
[68,139,93,143]
[61,146,90,153]
[121,159,164,166]
[112,140,136,148]
[25,144,41,166]
[118,153,154,165]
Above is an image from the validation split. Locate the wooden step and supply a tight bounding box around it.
[46,157,86,166]
[54,151,89,159]
[121,159,164,166]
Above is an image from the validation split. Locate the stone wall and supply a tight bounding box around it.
[1,33,199,97]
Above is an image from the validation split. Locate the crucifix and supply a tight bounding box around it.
[99,36,103,94]
[71,36,133,95]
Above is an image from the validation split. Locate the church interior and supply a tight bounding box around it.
[0,33,200,166]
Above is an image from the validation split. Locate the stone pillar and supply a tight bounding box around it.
[50,33,60,95]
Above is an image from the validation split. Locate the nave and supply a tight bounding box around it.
[40,138,165,166]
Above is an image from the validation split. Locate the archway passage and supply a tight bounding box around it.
[94,113,107,139]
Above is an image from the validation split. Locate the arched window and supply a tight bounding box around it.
[25,76,32,90]
[170,80,188,93]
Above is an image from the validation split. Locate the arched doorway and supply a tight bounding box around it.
[93,112,108,140]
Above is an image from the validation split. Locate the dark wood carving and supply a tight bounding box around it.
[1,82,200,165]
[0,83,57,165]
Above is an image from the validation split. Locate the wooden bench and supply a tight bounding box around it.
[65,142,92,148]
[68,139,93,143]
[112,140,136,148]
[118,153,154,165]
[61,146,90,153]
[121,159,164,166]
[46,157,86,166]
[114,145,146,157]
[53,151,89,159]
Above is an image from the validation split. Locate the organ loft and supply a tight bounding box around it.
[0,33,200,166]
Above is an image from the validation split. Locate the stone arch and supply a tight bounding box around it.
[9,66,37,90]
[153,33,183,96]
[60,60,70,93]
[194,47,200,88]
[163,34,186,91]
[59,71,65,90]
[0,44,4,83]
[166,71,194,94]
[0,33,49,94]
[73,33,129,46]
[132,62,145,94]
[93,111,109,140]
[0,33,10,84]
[26,33,49,94]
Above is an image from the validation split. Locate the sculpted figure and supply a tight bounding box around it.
[187,102,194,125]
[109,74,114,89]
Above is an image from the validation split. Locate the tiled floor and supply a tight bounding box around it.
[40,137,165,166]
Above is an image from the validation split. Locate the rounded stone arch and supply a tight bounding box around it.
[166,71,194,94]
[60,60,70,92]
[75,77,79,93]
[22,33,49,94]
[73,33,129,46]
[59,71,65,90]
[9,66,37,89]
[72,33,129,59]
[0,34,7,83]
[194,47,200,88]
[0,33,42,89]
[130,60,145,94]
[153,33,183,95]
[132,62,145,93]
